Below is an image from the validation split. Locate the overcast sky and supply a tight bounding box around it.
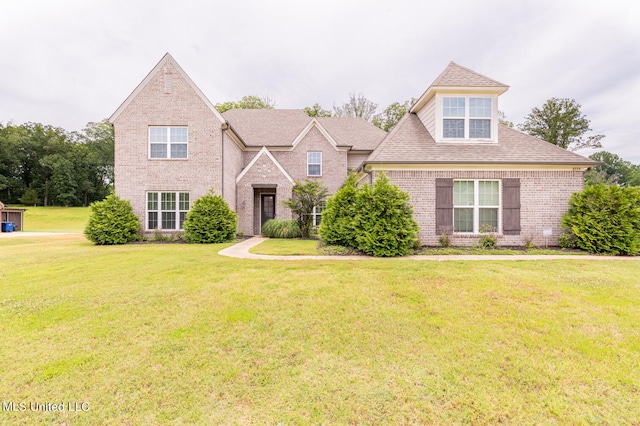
[1,0,638,163]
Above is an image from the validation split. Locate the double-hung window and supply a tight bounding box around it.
[443,97,492,140]
[453,180,499,233]
[149,126,188,159]
[147,191,189,230]
[307,152,322,176]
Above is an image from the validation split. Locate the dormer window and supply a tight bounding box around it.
[441,96,493,141]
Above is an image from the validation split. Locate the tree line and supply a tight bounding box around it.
[0,120,113,206]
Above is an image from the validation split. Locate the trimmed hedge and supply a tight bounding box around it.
[183,191,237,244]
[318,173,359,248]
[562,184,640,255]
[261,219,301,238]
[320,173,420,257]
[84,194,140,245]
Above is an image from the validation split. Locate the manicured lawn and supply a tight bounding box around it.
[16,206,90,232]
[1,234,639,424]
[249,237,320,255]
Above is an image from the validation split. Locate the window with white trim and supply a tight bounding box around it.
[311,201,326,227]
[149,126,188,159]
[453,180,499,233]
[307,152,322,176]
[443,97,492,139]
[147,192,189,230]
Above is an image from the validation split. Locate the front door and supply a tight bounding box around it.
[260,193,276,232]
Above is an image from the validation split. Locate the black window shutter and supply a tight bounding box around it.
[503,178,521,235]
[435,178,453,234]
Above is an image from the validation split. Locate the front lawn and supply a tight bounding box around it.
[17,206,90,232]
[1,234,639,424]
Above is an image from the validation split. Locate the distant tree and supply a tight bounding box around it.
[333,93,378,122]
[372,100,414,132]
[518,98,604,151]
[498,111,514,128]
[283,180,329,239]
[215,95,275,113]
[584,151,637,187]
[19,186,39,206]
[303,103,332,118]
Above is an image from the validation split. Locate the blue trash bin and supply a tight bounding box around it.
[2,222,14,232]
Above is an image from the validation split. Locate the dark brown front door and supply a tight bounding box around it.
[261,194,276,231]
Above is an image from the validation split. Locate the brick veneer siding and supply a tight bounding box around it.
[270,126,348,194]
[236,153,294,235]
[222,134,243,211]
[112,61,224,234]
[376,169,584,246]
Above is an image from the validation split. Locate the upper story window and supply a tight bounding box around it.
[149,126,188,159]
[442,97,492,140]
[307,152,322,176]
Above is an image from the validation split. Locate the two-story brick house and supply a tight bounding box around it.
[110,53,596,245]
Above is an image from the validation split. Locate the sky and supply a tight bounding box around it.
[1,0,639,163]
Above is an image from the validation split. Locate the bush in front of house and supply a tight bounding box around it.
[183,191,237,244]
[318,172,359,249]
[353,173,420,257]
[84,194,140,245]
[261,219,301,238]
[561,184,640,255]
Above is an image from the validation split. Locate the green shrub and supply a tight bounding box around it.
[438,228,452,248]
[478,224,497,248]
[261,219,301,238]
[319,173,359,248]
[353,173,420,257]
[183,191,237,244]
[557,232,577,249]
[84,194,140,245]
[561,184,640,255]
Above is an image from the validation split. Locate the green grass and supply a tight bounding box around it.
[249,237,320,255]
[16,206,90,232]
[1,234,639,424]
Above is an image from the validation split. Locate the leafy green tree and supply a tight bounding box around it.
[283,180,329,239]
[183,191,238,243]
[372,100,414,132]
[584,151,637,187]
[215,95,275,113]
[303,103,333,117]
[333,93,378,122]
[319,173,359,248]
[19,186,40,206]
[353,173,419,257]
[561,184,640,255]
[84,194,140,245]
[518,98,604,151]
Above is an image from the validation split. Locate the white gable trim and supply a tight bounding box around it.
[236,146,295,184]
[291,119,340,150]
[109,53,226,124]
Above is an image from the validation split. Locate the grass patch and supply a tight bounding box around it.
[1,234,639,424]
[249,237,319,255]
[17,206,90,232]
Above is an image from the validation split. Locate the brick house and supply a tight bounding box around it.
[110,53,596,245]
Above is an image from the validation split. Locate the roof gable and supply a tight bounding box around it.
[235,146,294,184]
[109,53,225,124]
[411,62,509,114]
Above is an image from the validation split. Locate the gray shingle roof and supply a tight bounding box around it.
[223,109,386,150]
[432,62,509,88]
[366,113,598,166]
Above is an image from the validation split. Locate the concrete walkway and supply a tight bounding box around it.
[218,236,639,261]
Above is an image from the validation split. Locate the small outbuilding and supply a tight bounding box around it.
[0,202,27,231]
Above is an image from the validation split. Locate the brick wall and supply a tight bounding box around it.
[377,169,584,247]
[112,60,224,234]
